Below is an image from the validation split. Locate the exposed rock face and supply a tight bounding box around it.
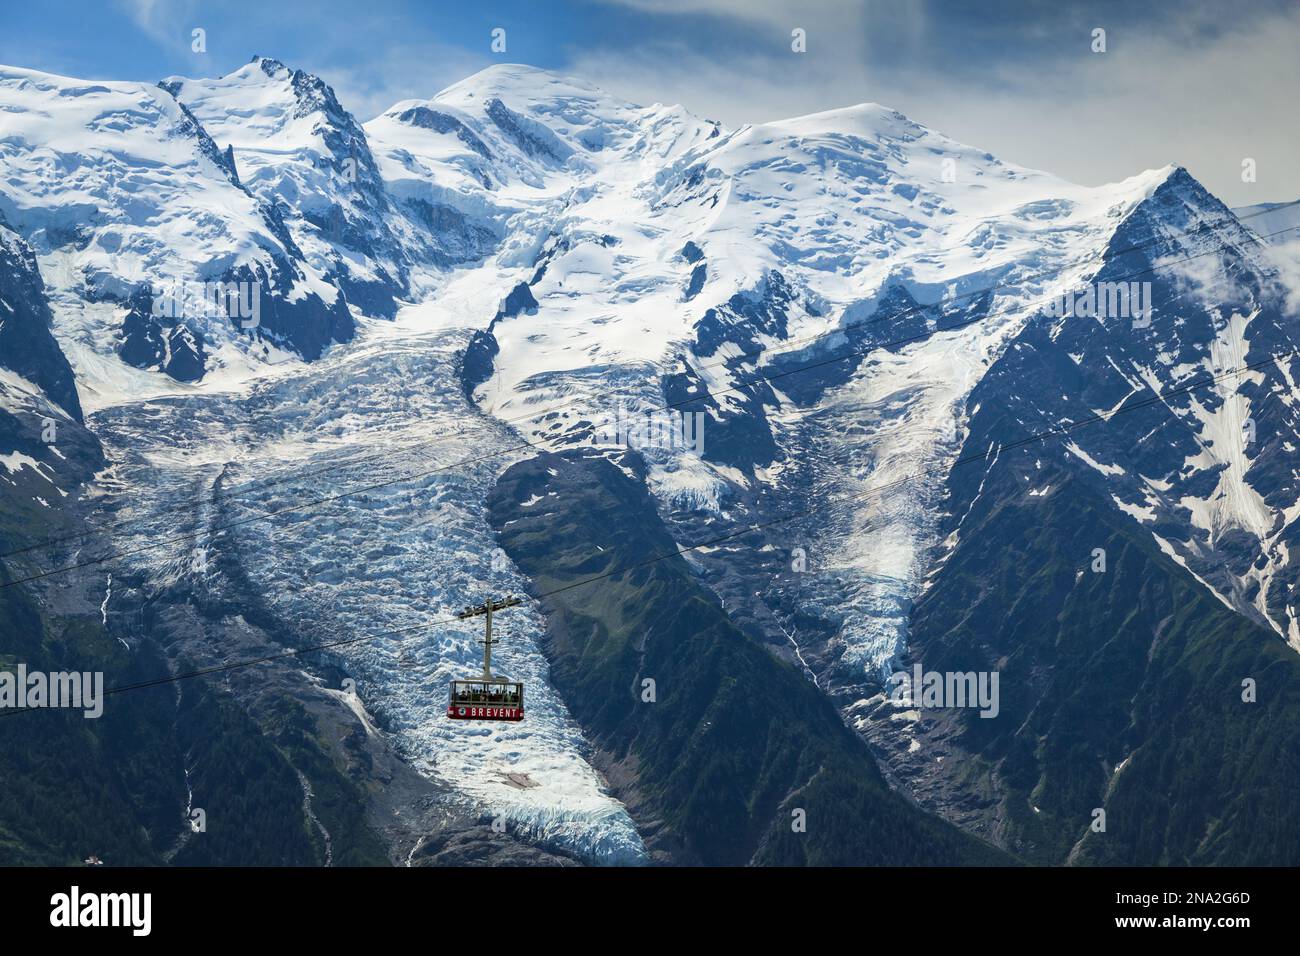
[0,224,83,420]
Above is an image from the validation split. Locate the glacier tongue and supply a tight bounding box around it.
[87,306,645,864]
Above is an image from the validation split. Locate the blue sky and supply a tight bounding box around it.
[1,0,1295,204]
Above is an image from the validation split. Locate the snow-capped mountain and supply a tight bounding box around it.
[419,67,1267,691]
[2,57,1299,866]
[164,57,411,319]
[967,172,1300,649]
[0,63,354,395]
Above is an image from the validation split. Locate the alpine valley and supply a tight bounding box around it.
[1,56,1298,866]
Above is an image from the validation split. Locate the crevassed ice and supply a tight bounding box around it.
[90,321,645,864]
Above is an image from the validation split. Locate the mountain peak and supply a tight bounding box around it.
[756,101,923,141]
[441,62,596,91]
[249,55,290,78]
[434,62,641,114]
[1130,163,1230,217]
[170,55,360,144]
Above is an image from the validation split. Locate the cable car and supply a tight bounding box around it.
[447,679,524,721]
[448,596,525,722]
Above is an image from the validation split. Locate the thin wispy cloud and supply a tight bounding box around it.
[115,0,200,47]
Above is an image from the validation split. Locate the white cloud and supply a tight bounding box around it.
[316,43,492,121]
[593,0,859,31]
[569,2,1300,205]
[115,0,201,47]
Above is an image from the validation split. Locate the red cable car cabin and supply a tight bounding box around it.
[447,679,524,721]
